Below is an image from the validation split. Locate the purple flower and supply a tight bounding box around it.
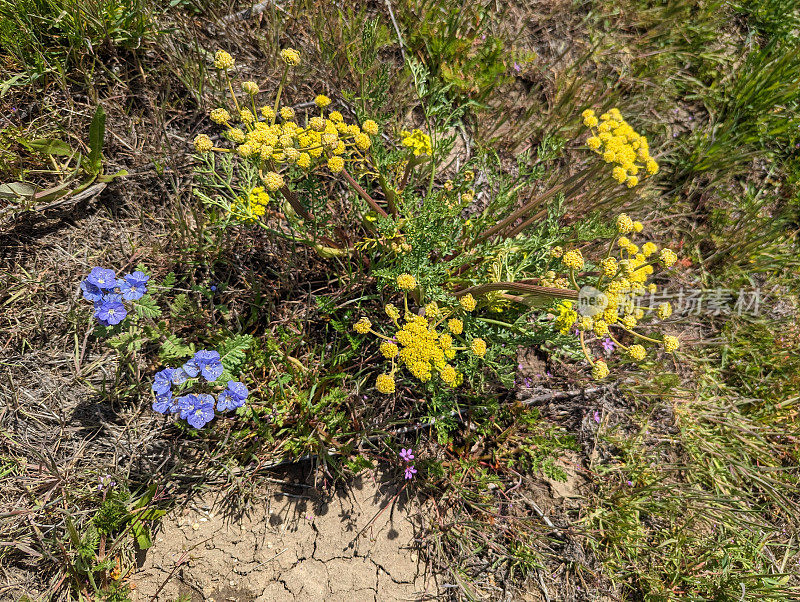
[217,380,249,411]
[178,393,216,428]
[152,389,175,414]
[119,271,149,301]
[404,465,417,480]
[80,279,104,302]
[399,448,414,463]
[152,368,175,396]
[513,62,521,72]
[182,350,223,382]
[95,300,127,326]
[173,368,192,386]
[86,267,118,290]
[593,410,601,424]
[601,338,615,352]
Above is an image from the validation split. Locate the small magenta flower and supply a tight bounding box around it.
[182,350,223,382]
[86,267,118,290]
[152,368,175,396]
[601,338,615,352]
[119,271,149,300]
[95,300,127,326]
[404,465,417,480]
[217,380,248,411]
[399,448,414,463]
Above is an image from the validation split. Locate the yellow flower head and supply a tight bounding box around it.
[633,221,644,233]
[642,242,657,257]
[362,120,379,136]
[626,175,639,188]
[657,302,672,320]
[380,341,399,359]
[327,156,344,173]
[264,171,285,191]
[280,106,295,121]
[214,49,234,70]
[401,129,432,156]
[587,136,602,150]
[239,108,255,124]
[617,213,635,234]
[593,319,609,337]
[385,304,400,320]
[440,364,458,386]
[659,248,678,268]
[210,108,231,124]
[662,335,679,353]
[592,360,610,380]
[354,133,371,150]
[193,134,213,153]
[627,344,646,361]
[459,293,477,312]
[297,152,311,169]
[563,249,584,270]
[260,106,276,121]
[396,274,417,291]
[601,257,618,278]
[471,338,487,357]
[448,318,463,335]
[376,373,396,394]
[354,317,372,334]
[314,94,331,108]
[424,301,440,319]
[280,48,301,66]
[329,111,344,123]
[242,80,259,95]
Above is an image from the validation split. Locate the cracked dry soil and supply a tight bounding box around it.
[133,471,441,601]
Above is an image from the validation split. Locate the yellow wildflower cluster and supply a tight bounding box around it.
[546,215,681,380]
[353,275,484,394]
[195,48,383,209]
[583,108,659,188]
[555,301,579,335]
[231,186,271,221]
[401,129,432,157]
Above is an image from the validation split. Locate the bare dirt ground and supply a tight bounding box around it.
[133,472,440,601]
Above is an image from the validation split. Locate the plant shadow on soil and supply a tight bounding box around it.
[132,467,442,602]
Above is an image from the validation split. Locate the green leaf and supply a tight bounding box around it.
[133,294,162,319]
[218,334,253,376]
[27,138,72,156]
[87,105,106,176]
[130,507,167,550]
[0,182,36,201]
[159,335,194,362]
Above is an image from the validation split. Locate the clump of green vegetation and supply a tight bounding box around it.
[3,0,800,599]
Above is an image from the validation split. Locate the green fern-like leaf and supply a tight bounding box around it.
[216,334,253,381]
[133,294,162,319]
[159,335,194,363]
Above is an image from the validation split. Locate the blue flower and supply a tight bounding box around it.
[86,267,118,290]
[152,368,175,396]
[152,389,175,414]
[183,349,223,382]
[95,300,127,326]
[217,380,248,411]
[170,368,191,385]
[120,271,149,301]
[179,393,215,429]
[80,279,104,302]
